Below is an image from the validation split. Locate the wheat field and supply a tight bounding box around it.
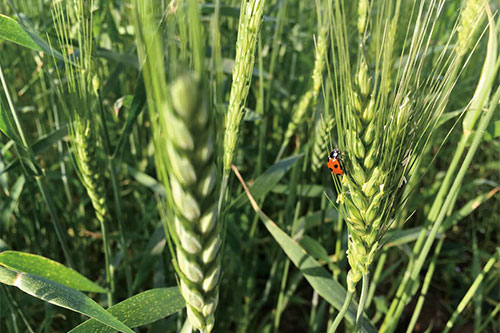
[0,0,498,332]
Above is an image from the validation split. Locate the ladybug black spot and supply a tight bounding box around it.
[333,164,338,168]
[329,168,333,172]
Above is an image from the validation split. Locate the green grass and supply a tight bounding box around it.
[0,0,498,332]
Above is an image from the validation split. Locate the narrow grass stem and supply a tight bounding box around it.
[0,60,28,147]
[2,285,34,333]
[328,290,354,333]
[366,251,386,308]
[218,173,229,216]
[472,230,482,332]
[51,106,73,206]
[354,273,369,333]
[309,291,320,331]
[274,197,302,331]
[0,60,73,268]
[98,217,113,306]
[442,253,498,333]
[108,158,132,295]
[35,177,74,268]
[274,259,291,332]
[406,237,445,333]
[477,303,500,332]
[98,94,132,296]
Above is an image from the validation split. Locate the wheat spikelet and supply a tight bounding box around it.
[357,0,369,35]
[224,0,266,172]
[165,74,220,332]
[73,121,108,225]
[457,0,485,56]
[311,113,334,174]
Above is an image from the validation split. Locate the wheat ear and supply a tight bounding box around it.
[132,0,221,330]
[52,0,114,304]
[166,74,220,332]
[223,0,266,174]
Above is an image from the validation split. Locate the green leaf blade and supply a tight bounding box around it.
[0,14,42,51]
[0,251,106,293]
[69,287,185,332]
[233,166,377,332]
[257,211,377,332]
[0,266,133,333]
[113,76,146,158]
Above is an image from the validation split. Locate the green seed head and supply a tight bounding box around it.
[158,74,220,331]
[457,0,484,56]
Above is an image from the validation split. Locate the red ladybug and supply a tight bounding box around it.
[327,149,343,175]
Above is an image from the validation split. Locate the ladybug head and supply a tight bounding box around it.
[329,148,340,159]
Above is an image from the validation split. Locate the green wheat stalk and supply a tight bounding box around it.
[132,0,221,331]
[51,0,114,304]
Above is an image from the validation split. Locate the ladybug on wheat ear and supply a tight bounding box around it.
[327,149,344,175]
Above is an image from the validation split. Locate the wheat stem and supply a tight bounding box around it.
[329,289,354,333]
[443,253,498,333]
[405,237,444,333]
[354,273,369,333]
